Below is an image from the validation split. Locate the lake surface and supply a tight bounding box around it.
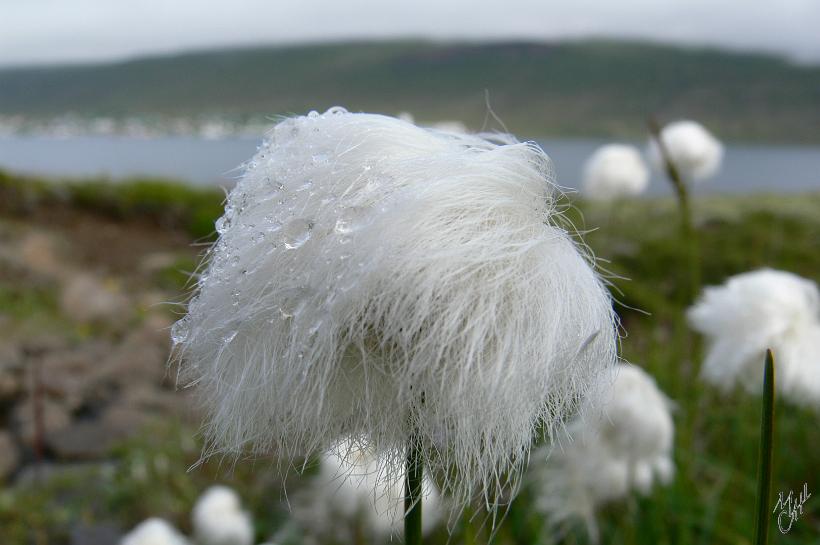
[1,135,819,195]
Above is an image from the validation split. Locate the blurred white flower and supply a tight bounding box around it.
[688,268,820,407]
[172,107,618,507]
[396,111,415,123]
[192,486,254,545]
[291,437,441,541]
[429,120,468,133]
[120,518,189,545]
[531,364,674,541]
[648,120,723,182]
[581,144,649,200]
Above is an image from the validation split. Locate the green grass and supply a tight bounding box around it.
[0,174,818,544]
[0,169,224,240]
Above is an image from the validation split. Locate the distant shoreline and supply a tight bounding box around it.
[2,40,819,144]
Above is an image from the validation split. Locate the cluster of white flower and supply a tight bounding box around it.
[648,120,724,182]
[582,144,649,200]
[530,364,675,541]
[288,437,442,542]
[121,486,254,545]
[121,519,190,545]
[582,120,723,200]
[689,268,820,407]
[172,107,618,508]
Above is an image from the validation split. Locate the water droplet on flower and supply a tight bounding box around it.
[282,218,314,249]
[215,216,230,234]
[171,318,189,345]
[334,206,368,235]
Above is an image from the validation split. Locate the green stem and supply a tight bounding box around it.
[754,349,776,545]
[648,117,701,302]
[405,432,424,545]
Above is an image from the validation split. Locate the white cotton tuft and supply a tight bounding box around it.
[531,364,674,540]
[581,144,649,200]
[648,120,723,182]
[192,486,254,545]
[291,437,441,540]
[120,518,189,545]
[172,107,619,507]
[688,268,820,407]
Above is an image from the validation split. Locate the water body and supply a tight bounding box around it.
[1,135,819,195]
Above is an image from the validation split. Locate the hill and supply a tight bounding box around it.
[1,40,819,142]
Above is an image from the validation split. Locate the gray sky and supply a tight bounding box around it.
[1,0,819,67]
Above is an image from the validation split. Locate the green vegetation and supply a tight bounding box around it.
[0,169,223,240]
[2,40,820,142]
[0,173,818,543]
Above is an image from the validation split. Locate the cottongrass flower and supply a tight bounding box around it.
[688,268,820,407]
[531,364,674,541]
[291,437,441,541]
[192,486,254,545]
[648,120,723,182]
[581,144,649,200]
[120,518,189,545]
[172,107,618,508]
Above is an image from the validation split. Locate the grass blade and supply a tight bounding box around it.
[753,349,776,545]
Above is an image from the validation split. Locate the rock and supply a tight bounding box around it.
[59,273,130,326]
[70,523,123,545]
[94,323,171,386]
[0,431,20,479]
[19,231,62,279]
[122,385,182,413]
[12,397,72,448]
[21,334,68,357]
[0,372,20,401]
[0,342,24,401]
[102,405,151,434]
[0,342,23,369]
[38,342,111,409]
[47,408,150,460]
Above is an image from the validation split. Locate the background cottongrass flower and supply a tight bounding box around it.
[289,437,441,542]
[120,518,189,545]
[531,364,675,541]
[172,107,618,508]
[581,144,649,200]
[647,120,723,182]
[192,485,254,545]
[688,268,820,407]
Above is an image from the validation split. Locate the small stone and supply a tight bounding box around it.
[0,342,24,401]
[59,273,130,326]
[19,231,62,279]
[70,523,123,545]
[0,431,20,480]
[12,398,72,448]
[48,406,151,460]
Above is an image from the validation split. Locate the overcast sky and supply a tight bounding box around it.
[1,0,819,67]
